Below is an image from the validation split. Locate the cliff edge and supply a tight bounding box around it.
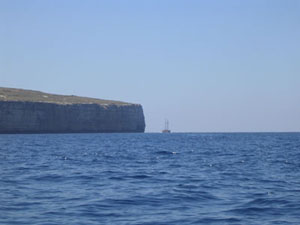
[0,87,145,133]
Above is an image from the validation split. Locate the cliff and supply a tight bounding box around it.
[0,87,145,133]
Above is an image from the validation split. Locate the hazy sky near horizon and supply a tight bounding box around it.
[1,0,299,132]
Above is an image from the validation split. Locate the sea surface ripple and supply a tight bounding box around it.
[1,133,300,224]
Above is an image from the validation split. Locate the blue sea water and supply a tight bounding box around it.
[1,133,300,225]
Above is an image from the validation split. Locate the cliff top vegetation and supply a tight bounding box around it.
[0,87,131,105]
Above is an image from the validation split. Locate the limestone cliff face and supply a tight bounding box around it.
[0,88,145,133]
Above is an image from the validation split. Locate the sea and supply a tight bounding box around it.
[1,133,300,225]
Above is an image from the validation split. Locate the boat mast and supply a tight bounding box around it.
[165,119,169,130]
[162,119,171,133]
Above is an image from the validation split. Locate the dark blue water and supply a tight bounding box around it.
[1,133,300,225]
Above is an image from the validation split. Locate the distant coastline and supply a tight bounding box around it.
[0,87,145,134]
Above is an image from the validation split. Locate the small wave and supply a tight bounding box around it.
[158,171,169,175]
[109,176,125,181]
[177,184,199,189]
[227,206,278,215]
[172,189,219,201]
[192,217,242,224]
[32,174,65,182]
[126,174,151,179]
[155,150,178,155]
[246,198,290,206]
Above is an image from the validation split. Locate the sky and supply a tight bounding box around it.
[1,0,299,132]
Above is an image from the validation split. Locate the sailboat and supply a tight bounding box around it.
[162,119,171,133]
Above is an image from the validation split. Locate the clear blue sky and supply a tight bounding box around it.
[1,0,299,132]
